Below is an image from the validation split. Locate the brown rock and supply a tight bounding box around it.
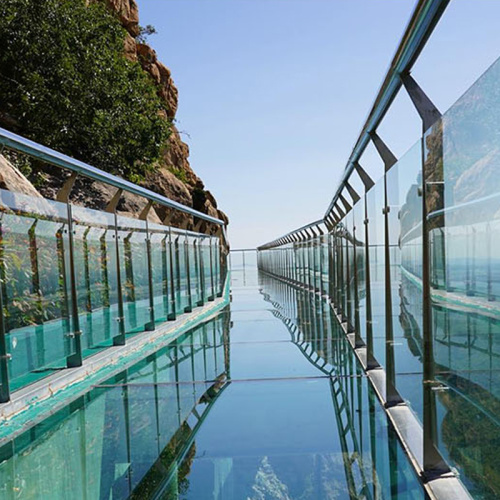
[0,155,42,198]
[104,0,139,36]
[163,127,198,186]
[156,62,178,119]
[205,190,218,209]
[217,210,229,225]
[137,44,178,119]
[144,168,192,209]
[136,43,156,64]
[123,32,137,61]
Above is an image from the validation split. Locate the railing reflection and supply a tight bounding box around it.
[259,275,425,499]
[0,311,231,500]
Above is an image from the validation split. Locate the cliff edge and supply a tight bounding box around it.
[0,0,227,232]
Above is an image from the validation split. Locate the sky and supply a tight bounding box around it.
[137,0,500,249]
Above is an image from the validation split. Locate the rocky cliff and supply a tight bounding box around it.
[108,0,227,228]
[1,0,227,232]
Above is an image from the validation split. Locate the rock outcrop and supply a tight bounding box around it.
[103,0,140,36]
[136,43,178,120]
[2,0,227,233]
[0,155,41,198]
[101,0,227,230]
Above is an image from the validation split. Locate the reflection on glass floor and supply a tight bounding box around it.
[0,259,425,499]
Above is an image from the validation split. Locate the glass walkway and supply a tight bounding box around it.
[0,256,426,499]
[0,0,499,498]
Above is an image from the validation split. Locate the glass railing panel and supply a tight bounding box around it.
[71,206,121,354]
[283,247,287,279]
[307,241,313,288]
[290,245,294,282]
[292,244,298,283]
[213,238,222,294]
[345,210,355,329]
[301,243,307,287]
[288,245,293,281]
[181,233,193,312]
[148,223,170,323]
[316,237,322,292]
[167,230,179,316]
[295,245,301,283]
[285,246,289,279]
[342,222,350,320]
[201,237,214,300]
[305,241,311,288]
[302,242,308,287]
[187,235,202,307]
[386,141,424,420]
[426,55,500,496]
[314,239,320,291]
[0,189,75,391]
[173,232,189,314]
[366,181,385,365]
[332,231,341,308]
[321,235,329,296]
[285,246,290,280]
[312,238,318,292]
[311,239,317,291]
[281,247,286,279]
[334,226,345,316]
[294,243,303,283]
[353,199,366,341]
[327,234,335,300]
[116,216,151,335]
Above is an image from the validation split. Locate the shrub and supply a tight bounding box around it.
[0,0,170,181]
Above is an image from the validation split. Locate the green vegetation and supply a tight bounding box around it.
[169,166,188,183]
[0,0,170,182]
[136,24,158,44]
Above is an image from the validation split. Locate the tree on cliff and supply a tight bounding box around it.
[0,0,170,182]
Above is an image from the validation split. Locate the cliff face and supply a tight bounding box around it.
[1,0,226,232]
[102,0,228,229]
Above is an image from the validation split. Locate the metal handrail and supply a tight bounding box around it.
[258,218,327,250]
[258,0,450,249]
[324,0,449,221]
[0,126,224,226]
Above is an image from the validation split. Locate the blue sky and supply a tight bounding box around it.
[137,0,500,248]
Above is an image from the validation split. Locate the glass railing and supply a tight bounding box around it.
[0,187,226,398]
[0,128,229,404]
[258,54,500,498]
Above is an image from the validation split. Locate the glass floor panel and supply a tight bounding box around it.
[0,267,426,499]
